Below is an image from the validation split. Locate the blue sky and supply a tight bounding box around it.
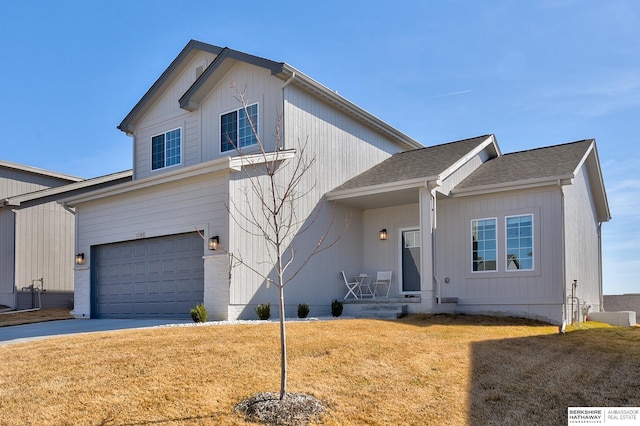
[1,1,638,295]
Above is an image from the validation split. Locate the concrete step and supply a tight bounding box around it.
[359,304,408,319]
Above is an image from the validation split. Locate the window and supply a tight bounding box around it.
[471,218,497,272]
[506,214,534,270]
[221,103,258,152]
[151,128,181,170]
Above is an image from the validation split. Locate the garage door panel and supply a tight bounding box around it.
[94,232,204,319]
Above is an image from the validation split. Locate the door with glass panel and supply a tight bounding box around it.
[401,229,421,292]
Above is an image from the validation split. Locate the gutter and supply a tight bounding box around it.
[451,174,575,198]
[558,179,568,326]
[280,64,423,150]
[426,180,441,304]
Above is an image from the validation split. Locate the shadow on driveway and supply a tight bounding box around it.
[0,319,191,347]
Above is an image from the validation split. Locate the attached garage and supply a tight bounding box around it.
[92,232,204,319]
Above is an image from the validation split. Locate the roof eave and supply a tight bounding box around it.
[0,160,83,182]
[439,135,499,179]
[61,158,233,206]
[118,40,224,134]
[327,176,436,201]
[5,170,132,207]
[179,48,287,112]
[281,64,423,150]
[451,174,575,197]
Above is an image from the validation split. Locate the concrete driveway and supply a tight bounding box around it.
[0,318,191,347]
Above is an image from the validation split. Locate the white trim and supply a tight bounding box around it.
[451,175,575,197]
[219,102,260,154]
[398,227,421,295]
[150,127,183,172]
[4,171,131,207]
[0,160,83,182]
[470,217,498,274]
[327,176,437,201]
[504,213,535,272]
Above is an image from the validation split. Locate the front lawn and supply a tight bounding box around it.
[0,315,638,425]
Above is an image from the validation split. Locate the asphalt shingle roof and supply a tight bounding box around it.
[455,139,593,189]
[333,135,492,191]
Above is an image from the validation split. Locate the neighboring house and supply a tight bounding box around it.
[0,162,132,310]
[604,294,640,318]
[62,40,610,325]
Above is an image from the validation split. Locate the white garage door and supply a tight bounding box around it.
[93,232,204,319]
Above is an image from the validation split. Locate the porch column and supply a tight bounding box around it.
[203,253,230,321]
[419,187,435,311]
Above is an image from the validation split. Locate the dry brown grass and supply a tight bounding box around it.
[0,314,638,425]
[0,308,73,327]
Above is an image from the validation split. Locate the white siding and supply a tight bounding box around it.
[564,164,602,317]
[0,209,15,305]
[15,202,75,293]
[0,168,76,306]
[226,84,407,318]
[200,62,283,161]
[132,51,218,180]
[435,187,565,324]
[72,172,229,318]
[362,204,420,297]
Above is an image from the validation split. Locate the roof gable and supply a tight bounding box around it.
[118,40,224,134]
[454,139,610,222]
[455,139,594,190]
[332,135,496,192]
[118,40,422,150]
[179,47,286,112]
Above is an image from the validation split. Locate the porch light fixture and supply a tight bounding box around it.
[208,236,219,250]
[75,253,85,265]
[379,229,387,241]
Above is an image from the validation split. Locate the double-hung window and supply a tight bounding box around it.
[220,103,258,153]
[151,128,181,170]
[506,214,534,270]
[471,218,497,272]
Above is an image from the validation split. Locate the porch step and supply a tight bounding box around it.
[359,304,408,319]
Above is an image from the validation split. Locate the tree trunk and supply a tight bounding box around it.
[278,282,287,400]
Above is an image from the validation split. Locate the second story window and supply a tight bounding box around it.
[221,103,258,153]
[151,128,181,170]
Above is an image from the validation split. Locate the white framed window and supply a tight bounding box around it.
[505,214,534,271]
[471,218,497,272]
[220,103,258,153]
[151,128,181,170]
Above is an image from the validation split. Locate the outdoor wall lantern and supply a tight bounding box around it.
[379,229,388,241]
[75,253,85,265]
[208,236,219,250]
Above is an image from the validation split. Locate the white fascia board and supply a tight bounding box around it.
[282,64,423,150]
[439,135,498,179]
[327,177,436,201]
[450,174,575,197]
[62,158,233,206]
[5,170,132,207]
[0,160,83,182]
[229,149,297,171]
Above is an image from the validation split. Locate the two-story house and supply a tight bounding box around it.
[62,40,610,325]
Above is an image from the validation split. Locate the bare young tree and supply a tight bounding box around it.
[225,83,348,401]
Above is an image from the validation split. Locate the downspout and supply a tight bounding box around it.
[558,179,568,328]
[427,181,440,304]
[598,222,604,312]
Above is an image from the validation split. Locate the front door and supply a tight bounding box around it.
[401,229,421,292]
